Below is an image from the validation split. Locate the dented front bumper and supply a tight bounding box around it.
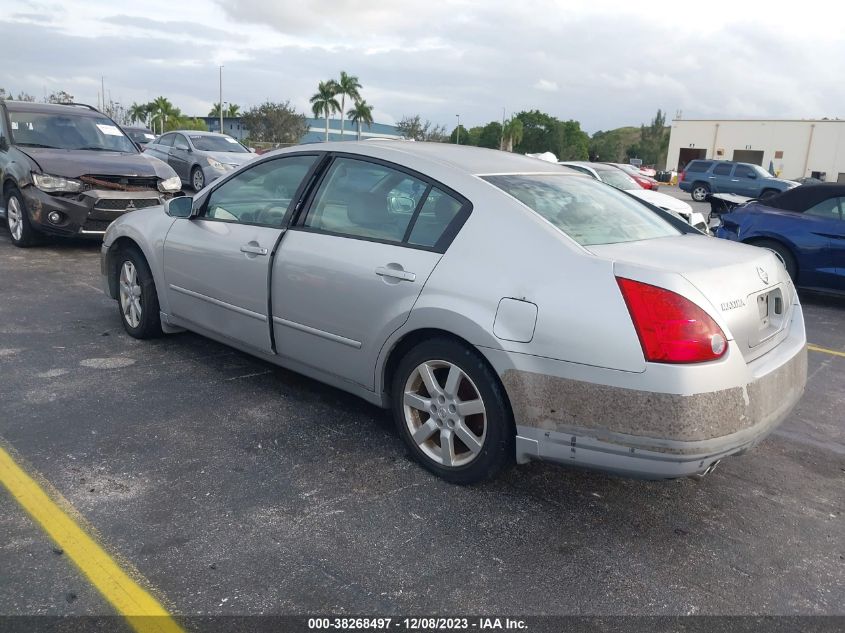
[21,186,164,238]
[486,304,807,479]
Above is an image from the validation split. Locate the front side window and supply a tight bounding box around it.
[598,169,638,190]
[6,110,137,153]
[713,163,733,176]
[173,134,189,150]
[734,165,756,179]
[303,158,428,243]
[804,197,842,219]
[205,155,318,226]
[483,174,681,246]
[156,134,174,147]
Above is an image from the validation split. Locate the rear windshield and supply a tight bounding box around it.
[189,135,248,153]
[483,174,681,246]
[7,110,137,153]
[685,161,712,172]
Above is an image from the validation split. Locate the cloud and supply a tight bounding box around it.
[1,0,844,133]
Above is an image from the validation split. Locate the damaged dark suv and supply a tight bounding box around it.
[0,101,181,247]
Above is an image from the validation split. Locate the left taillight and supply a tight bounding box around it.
[616,277,728,364]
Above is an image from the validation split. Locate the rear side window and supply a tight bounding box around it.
[407,188,462,247]
[713,163,733,176]
[686,161,712,173]
[483,174,680,246]
[804,197,842,219]
[304,157,425,242]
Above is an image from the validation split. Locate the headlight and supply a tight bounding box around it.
[32,173,83,193]
[206,157,235,171]
[158,175,182,193]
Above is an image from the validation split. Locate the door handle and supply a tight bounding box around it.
[240,244,268,256]
[375,266,416,282]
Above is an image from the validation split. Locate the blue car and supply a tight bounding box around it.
[716,184,845,293]
[680,159,798,202]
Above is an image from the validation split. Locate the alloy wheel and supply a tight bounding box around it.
[192,169,204,190]
[7,196,23,241]
[119,261,142,328]
[403,360,487,468]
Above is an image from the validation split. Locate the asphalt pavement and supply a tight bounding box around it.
[0,230,843,621]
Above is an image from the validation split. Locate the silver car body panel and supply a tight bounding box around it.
[101,142,807,478]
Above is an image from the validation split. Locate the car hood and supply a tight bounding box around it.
[626,188,693,214]
[202,151,254,166]
[18,147,176,179]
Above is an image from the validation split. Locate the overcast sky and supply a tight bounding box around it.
[2,0,844,133]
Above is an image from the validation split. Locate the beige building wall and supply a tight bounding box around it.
[665,119,845,182]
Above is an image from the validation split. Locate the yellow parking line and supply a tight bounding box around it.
[808,344,845,358]
[0,445,184,633]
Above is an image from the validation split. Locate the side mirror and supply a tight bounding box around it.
[249,147,256,153]
[165,195,194,218]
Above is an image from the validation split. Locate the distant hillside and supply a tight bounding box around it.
[589,125,670,167]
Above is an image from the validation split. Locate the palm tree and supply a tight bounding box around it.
[310,80,340,142]
[150,96,177,135]
[347,100,374,141]
[226,103,240,117]
[501,117,524,152]
[128,102,150,126]
[335,71,362,139]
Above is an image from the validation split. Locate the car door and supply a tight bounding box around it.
[732,164,759,197]
[169,134,192,181]
[710,162,734,193]
[272,155,469,390]
[163,153,321,352]
[144,133,173,162]
[795,196,842,290]
[823,197,845,290]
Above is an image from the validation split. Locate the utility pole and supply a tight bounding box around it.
[455,114,460,144]
[101,76,105,111]
[219,66,224,134]
[501,107,506,150]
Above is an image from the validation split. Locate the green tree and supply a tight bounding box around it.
[209,102,241,117]
[396,115,448,142]
[501,117,523,152]
[16,92,36,102]
[149,97,178,135]
[347,99,374,140]
[557,119,589,161]
[512,110,558,154]
[310,80,341,142]
[477,121,502,149]
[128,102,150,125]
[242,101,308,144]
[335,71,361,139]
[46,90,74,104]
[638,108,670,167]
[449,124,471,144]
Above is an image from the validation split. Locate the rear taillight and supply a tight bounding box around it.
[679,171,686,182]
[616,277,727,364]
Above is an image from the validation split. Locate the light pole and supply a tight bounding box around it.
[218,65,224,134]
[455,114,460,144]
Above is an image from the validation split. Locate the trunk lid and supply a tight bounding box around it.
[589,235,795,362]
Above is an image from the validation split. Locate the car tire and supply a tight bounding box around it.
[691,183,710,202]
[753,239,797,281]
[391,337,515,484]
[759,189,779,200]
[115,246,163,339]
[5,186,41,248]
[191,166,205,191]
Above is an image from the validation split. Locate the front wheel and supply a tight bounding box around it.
[5,187,40,247]
[191,166,205,191]
[391,338,514,484]
[116,248,163,339]
[691,183,710,202]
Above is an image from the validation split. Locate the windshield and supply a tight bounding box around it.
[7,110,137,152]
[483,174,681,246]
[189,135,248,153]
[598,169,639,190]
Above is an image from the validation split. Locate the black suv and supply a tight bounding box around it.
[0,101,181,247]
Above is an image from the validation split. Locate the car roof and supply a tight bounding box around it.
[561,160,616,172]
[1,101,104,117]
[288,141,576,177]
[171,130,226,137]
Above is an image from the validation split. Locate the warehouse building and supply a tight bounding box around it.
[665,118,845,182]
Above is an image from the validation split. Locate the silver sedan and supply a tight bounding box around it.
[100,142,807,484]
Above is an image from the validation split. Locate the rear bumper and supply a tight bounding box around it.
[20,186,164,238]
[489,305,807,479]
